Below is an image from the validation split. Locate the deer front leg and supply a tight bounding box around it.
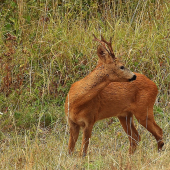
[68,119,80,155]
[80,124,93,157]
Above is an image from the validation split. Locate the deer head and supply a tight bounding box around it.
[93,34,136,82]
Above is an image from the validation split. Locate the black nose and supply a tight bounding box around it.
[129,74,137,82]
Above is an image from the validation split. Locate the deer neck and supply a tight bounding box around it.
[69,64,110,107]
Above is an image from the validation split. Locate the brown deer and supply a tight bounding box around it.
[65,35,164,156]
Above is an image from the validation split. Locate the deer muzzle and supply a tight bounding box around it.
[129,74,137,82]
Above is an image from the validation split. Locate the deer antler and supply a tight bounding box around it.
[101,35,115,59]
[93,34,115,59]
[93,34,107,48]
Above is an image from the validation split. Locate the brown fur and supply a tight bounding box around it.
[65,37,164,156]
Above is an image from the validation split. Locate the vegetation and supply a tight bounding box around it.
[0,0,170,169]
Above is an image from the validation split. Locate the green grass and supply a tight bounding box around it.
[0,0,170,169]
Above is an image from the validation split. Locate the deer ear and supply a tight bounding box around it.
[97,45,112,64]
[97,45,108,63]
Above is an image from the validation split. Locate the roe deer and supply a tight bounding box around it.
[65,35,164,156]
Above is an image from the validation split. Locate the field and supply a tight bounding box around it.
[0,0,170,169]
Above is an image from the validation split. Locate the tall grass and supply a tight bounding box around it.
[0,0,170,169]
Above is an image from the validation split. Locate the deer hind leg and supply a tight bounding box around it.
[135,108,164,151]
[80,124,94,157]
[118,114,141,154]
[68,119,80,155]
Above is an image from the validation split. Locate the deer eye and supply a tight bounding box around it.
[120,66,124,70]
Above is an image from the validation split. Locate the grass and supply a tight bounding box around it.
[0,0,170,169]
[0,118,170,169]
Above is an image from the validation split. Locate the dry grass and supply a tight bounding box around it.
[0,117,170,169]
